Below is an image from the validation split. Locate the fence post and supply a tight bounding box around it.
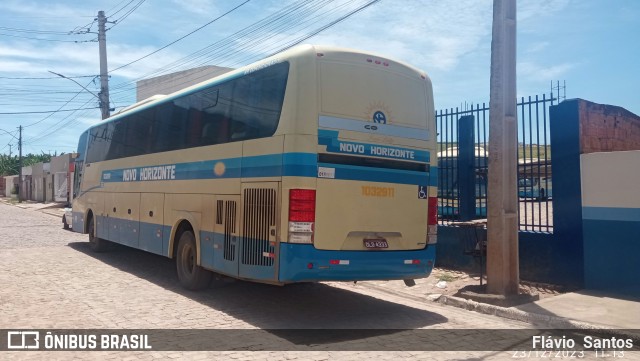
[458,115,476,221]
[549,99,584,287]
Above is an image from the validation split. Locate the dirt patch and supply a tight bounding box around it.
[424,268,567,301]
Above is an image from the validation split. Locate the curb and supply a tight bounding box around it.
[438,294,598,329]
[359,282,640,343]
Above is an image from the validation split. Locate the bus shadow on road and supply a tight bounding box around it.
[68,241,448,346]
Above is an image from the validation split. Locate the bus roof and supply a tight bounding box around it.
[85,44,431,132]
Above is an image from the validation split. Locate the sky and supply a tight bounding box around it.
[0,0,638,155]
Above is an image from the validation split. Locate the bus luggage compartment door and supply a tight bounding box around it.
[238,183,279,281]
[212,195,240,277]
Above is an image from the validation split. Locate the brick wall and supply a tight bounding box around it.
[578,100,640,154]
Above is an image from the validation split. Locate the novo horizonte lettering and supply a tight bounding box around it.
[338,142,415,160]
[122,165,176,182]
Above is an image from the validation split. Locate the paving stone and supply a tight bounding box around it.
[0,202,548,360]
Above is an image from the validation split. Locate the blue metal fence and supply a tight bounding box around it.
[436,94,556,233]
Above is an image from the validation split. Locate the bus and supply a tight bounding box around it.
[69,44,438,290]
[518,176,552,201]
[437,146,487,220]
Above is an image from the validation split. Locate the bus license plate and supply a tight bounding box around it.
[364,239,388,249]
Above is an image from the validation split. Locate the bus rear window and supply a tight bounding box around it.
[319,61,429,129]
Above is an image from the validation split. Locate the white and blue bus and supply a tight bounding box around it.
[69,45,438,289]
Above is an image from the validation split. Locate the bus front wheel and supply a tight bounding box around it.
[176,230,212,290]
[88,217,109,252]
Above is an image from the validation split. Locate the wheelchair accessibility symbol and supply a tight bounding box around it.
[418,186,427,199]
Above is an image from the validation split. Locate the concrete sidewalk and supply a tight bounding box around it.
[360,277,640,335]
[514,289,640,329]
[0,197,66,218]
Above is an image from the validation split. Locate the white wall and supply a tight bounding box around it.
[581,150,640,210]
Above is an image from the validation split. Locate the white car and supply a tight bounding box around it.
[62,207,73,230]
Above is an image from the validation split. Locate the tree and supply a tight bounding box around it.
[0,153,52,176]
[0,155,19,176]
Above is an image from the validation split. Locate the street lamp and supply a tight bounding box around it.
[48,71,111,119]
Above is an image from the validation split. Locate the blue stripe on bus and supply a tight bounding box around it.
[318,129,430,163]
[98,151,436,186]
[89,214,435,283]
[100,153,308,182]
[278,243,435,282]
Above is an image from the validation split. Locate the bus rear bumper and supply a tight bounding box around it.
[278,243,436,283]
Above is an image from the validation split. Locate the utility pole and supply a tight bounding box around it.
[97,10,110,120]
[18,126,22,203]
[486,0,519,295]
[8,144,11,157]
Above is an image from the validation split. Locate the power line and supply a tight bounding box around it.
[0,107,100,115]
[0,26,72,35]
[22,77,98,128]
[269,0,381,55]
[25,100,101,145]
[0,75,96,80]
[109,0,332,92]
[109,0,250,73]
[15,0,380,150]
[0,128,20,140]
[0,32,94,43]
[109,0,138,17]
[109,0,376,98]
[107,0,147,30]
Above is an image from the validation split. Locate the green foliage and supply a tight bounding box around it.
[0,153,53,176]
[0,154,19,177]
[23,153,52,167]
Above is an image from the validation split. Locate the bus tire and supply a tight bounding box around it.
[176,230,212,291]
[88,216,109,252]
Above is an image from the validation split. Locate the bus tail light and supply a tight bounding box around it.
[288,189,316,244]
[427,196,438,244]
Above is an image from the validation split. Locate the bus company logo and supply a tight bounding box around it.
[373,111,387,124]
[7,331,40,349]
[365,101,392,125]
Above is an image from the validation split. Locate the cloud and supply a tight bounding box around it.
[311,0,493,72]
[519,0,571,22]
[171,0,221,17]
[518,61,577,81]
[524,41,549,53]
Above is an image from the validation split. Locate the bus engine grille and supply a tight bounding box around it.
[242,188,276,266]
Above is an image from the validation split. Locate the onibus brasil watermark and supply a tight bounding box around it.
[7,331,151,350]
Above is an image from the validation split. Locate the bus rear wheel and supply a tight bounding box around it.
[88,217,109,252]
[176,230,212,290]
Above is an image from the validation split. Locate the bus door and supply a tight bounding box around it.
[238,182,280,281]
[71,159,84,233]
[213,195,240,277]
